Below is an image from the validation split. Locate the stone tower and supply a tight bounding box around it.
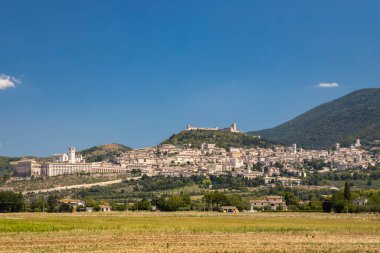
[68,147,76,164]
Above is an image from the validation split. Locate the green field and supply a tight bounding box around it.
[0,212,379,252]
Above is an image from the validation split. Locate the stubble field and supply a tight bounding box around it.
[0,212,379,253]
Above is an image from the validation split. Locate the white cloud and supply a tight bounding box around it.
[0,74,21,90]
[316,82,339,88]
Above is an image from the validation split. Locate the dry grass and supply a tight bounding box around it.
[0,212,379,252]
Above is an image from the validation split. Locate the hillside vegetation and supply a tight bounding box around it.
[250,88,380,149]
[161,130,275,149]
[0,156,53,178]
[80,144,132,162]
[0,156,19,176]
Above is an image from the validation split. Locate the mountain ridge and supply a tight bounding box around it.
[249,88,380,149]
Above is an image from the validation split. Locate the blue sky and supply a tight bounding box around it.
[1,0,379,156]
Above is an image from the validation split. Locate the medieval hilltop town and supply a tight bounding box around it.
[13,123,377,186]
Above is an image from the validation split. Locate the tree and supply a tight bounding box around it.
[0,191,23,212]
[137,198,151,210]
[84,196,97,207]
[181,194,191,206]
[165,195,184,211]
[334,200,346,213]
[331,191,344,213]
[274,161,284,169]
[344,181,351,200]
[203,193,227,210]
[112,203,127,211]
[47,194,63,212]
[30,197,49,212]
[2,174,11,182]
[322,200,332,213]
[58,203,73,213]
[155,195,189,211]
[284,192,299,206]
[131,169,142,176]
[225,194,247,211]
[76,205,87,212]
[201,178,212,188]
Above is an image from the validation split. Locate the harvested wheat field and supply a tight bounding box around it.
[0,212,379,252]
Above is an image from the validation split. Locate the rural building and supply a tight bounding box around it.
[221,206,239,213]
[250,196,287,211]
[99,205,111,211]
[59,199,85,207]
[59,199,85,211]
[353,197,368,206]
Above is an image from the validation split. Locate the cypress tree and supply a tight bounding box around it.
[344,181,351,200]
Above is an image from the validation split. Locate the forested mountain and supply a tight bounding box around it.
[161,130,275,150]
[249,88,380,149]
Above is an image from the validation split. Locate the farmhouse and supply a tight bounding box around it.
[221,206,239,213]
[353,197,368,206]
[59,199,85,211]
[99,205,111,212]
[250,196,287,211]
[59,199,85,206]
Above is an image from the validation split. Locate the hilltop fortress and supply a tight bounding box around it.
[186,123,243,133]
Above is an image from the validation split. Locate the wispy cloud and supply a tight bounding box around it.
[0,74,21,90]
[316,82,339,88]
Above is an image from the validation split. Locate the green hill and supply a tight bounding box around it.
[80,143,132,162]
[161,130,275,150]
[249,88,380,149]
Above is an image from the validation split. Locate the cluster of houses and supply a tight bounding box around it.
[111,139,377,186]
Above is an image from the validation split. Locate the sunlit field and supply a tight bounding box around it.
[0,212,379,252]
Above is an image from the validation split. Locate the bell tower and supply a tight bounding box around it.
[68,147,76,163]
